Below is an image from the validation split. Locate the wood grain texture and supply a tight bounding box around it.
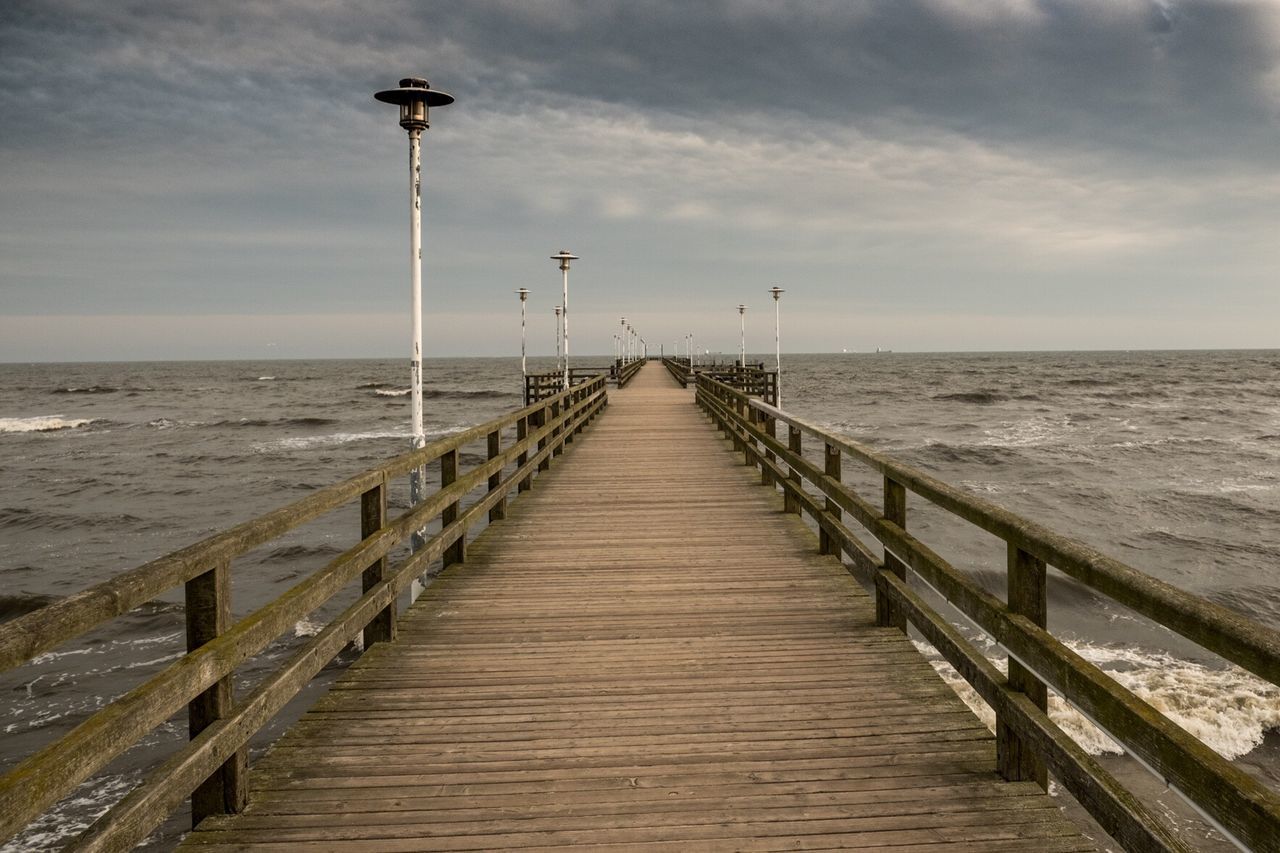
[180,365,1092,852]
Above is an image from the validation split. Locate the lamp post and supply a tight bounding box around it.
[554,305,562,378]
[619,317,627,365]
[374,75,453,598]
[769,286,784,408]
[737,304,748,369]
[551,251,578,390]
[515,288,529,395]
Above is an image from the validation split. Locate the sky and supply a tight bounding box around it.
[1,0,1278,361]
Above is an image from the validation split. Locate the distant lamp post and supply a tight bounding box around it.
[374,75,453,599]
[619,317,627,365]
[769,286,785,408]
[737,304,748,368]
[515,288,529,390]
[554,305,563,377]
[551,251,578,390]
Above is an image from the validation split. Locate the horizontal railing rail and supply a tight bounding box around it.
[661,355,691,387]
[0,375,609,852]
[695,373,1280,853]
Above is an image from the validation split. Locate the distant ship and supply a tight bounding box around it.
[876,347,892,353]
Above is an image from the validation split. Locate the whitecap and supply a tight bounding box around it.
[912,640,1280,760]
[374,388,412,397]
[0,415,97,434]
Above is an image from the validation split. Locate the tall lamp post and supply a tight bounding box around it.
[515,288,529,397]
[769,286,785,408]
[554,305,563,377]
[619,317,627,365]
[374,76,453,597]
[551,251,578,390]
[737,304,748,369]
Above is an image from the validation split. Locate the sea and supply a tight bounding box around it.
[1,350,1278,850]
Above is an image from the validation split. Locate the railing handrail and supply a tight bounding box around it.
[695,372,1280,852]
[743,393,1280,686]
[0,376,610,850]
[0,379,596,675]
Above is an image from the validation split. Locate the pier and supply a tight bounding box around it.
[2,362,1279,851]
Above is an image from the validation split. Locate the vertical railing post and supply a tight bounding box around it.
[516,414,531,492]
[487,429,506,522]
[186,559,246,826]
[819,442,842,555]
[362,478,395,647]
[877,477,908,630]
[442,448,464,567]
[999,543,1049,787]
[762,413,776,487]
[551,397,564,456]
[744,402,757,466]
[537,402,551,472]
[785,425,802,514]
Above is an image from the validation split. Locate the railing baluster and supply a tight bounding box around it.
[361,478,395,647]
[441,448,463,566]
[1000,543,1049,787]
[762,413,776,487]
[878,476,907,630]
[551,398,564,456]
[516,415,531,492]
[785,425,802,514]
[536,403,550,472]
[820,442,842,556]
[186,559,246,825]
[487,429,505,521]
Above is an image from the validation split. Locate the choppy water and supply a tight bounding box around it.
[2,351,1278,849]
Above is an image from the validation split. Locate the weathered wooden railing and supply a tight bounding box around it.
[615,356,646,388]
[0,376,609,852]
[524,367,610,403]
[661,355,692,386]
[696,373,1280,853]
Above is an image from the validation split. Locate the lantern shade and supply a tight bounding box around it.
[375,77,455,130]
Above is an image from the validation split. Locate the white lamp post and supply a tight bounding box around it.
[554,305,562,377]
[770,286,785,408]
[737,304,748,369]
[619,317,627,365]
[551,251,578,390]
[515,288,529,393]
[374,76,453,599]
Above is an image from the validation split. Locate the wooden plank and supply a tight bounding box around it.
[179,364,1092,852]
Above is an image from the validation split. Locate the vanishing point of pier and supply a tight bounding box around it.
[1,362,1278,851]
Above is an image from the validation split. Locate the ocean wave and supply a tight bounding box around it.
[0,415,99,433]
[0,506,146,533]
[212,417,339,428]
[49,385,118,394]
[374,388,411,397]
[0,592,58,622]
[931,390,1009,405]
[426,388,521,400]
[916,640,1280,760]
[252,430,406,452]
[260,543,343,563]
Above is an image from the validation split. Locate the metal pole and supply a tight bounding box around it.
[738,305,747,368]
[516,289,528,393]
[554,306,562,378]
[407,128,426,546]
[561,265,570,390]
[771,287,784,409]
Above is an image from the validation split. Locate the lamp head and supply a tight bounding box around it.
[770,286,785,300]
[515,287,529,302]
[550,250,579,271]
[738,304,748,314]
[374,77,454,132]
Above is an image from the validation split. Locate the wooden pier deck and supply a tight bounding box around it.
[181,365,1092,851]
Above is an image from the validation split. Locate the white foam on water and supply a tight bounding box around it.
[912,640,1280,760]
[0,773,137,852]
[374,388,412,397]
[293,618,324,638]
[0,415,97,433]
[252,430,405,451]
